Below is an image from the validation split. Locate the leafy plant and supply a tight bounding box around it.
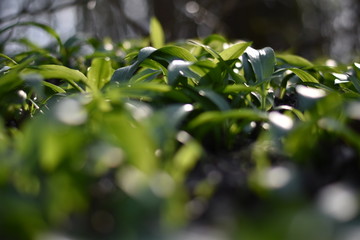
[1,19,360,240]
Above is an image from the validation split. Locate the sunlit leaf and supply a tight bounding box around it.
[172,139,202,182]
[42,81,66,93]
[276,53,313,67]
[196,88,231,111]
[243,47,276,84]
[0,57,34,97]
[111,47,157,83]
[150,17,165,49]
[87,57,114,91]
[219,41,251,61]
[0,53,18,65]
[23,65,87,92]
[287,68,319,83]
[188,109,267,129]
[167,60,200,86]
[157,46,197,62]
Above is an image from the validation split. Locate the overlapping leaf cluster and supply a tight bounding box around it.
[1,20,360,239]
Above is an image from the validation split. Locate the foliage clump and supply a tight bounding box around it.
[1,20,360,240]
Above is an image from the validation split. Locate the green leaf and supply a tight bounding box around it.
[42,81,66,93]
[167,60,200,86]
[188,40,221,59]
[243,47,276,84]
[223,84,260,94]
[87,58,114,91]
[219,41,251,61]
[196,88,231,111]
[172,139,202,182]
[188,109,267,129]
[111,47,157,83]
[0,53,18,65]
[0,57,34,97]
[276,53,313,68]
[288,68,319,83]
[348,73,360,94]
[157,46,197,62]
[150,17,165,49]
[23,65,87,92]
[189,60,223,86]
[188,41,245,85]
[203,34,228,46]
[129,68,162,83]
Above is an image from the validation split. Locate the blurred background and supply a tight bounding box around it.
[0,0,359,63]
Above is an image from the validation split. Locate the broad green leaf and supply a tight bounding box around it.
[42,81,66,93]
[163,104,195,128]
[167,60,200,86]
[196,88,231,111]
[188,41,245,84]
[157,46,197,62]
[112,82,173,100]
[104,112,158,174]
[111,47,157,83]
[0,57,34,97]
[276,53,313,68]
[188,40,221,59]
[348,73,360,94]
[129,68,162,83]
[87,58,114,90]
[188,109,267,129]
[150,17,165,49]
[219,41,251,61]
[273,105,305,121]
[288,68,319,83]
[23,65,87,92]
[172,139,202,182]
[189,60,222,86]
[223,84,260,94]
[352,63,360,92]
[243,47,276,84]
[138,47,158,62]
[203,34,228,46]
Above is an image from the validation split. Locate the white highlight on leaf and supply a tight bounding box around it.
[260,166,292,189]
[125,102,153,121]
[296,85,326,99]
[269,112,294,130]
[235,61,242,68]
[317,183,358,222]
[183,104,194,112]
[92,144,124,168]
[17,90,27,101]
[117,166,147,197]
[104,42,113,51]
[177,131,191,143]
[347,102,360,120]
[325,59,337,67]
[149,172,175,197]
[55,98,87,125]
[333,72,349,84]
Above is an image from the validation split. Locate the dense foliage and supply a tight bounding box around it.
[1,20,360,240]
